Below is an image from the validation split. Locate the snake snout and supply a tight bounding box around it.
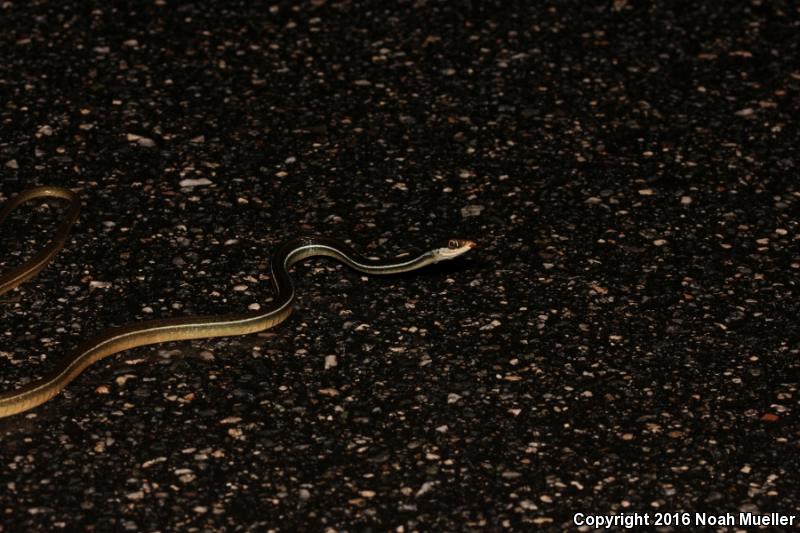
[448,239,476,250]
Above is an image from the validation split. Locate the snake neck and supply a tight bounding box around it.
[273,237,437,278]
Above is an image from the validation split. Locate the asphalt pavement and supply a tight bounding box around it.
[0,1,798,531]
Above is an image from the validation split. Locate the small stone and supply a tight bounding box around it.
[5,159,18,169]
[461,204,484,218]
[126,133,156,147]
[324,355,337,369]
[142,457,166,468]
[174,469,196,483]
[179,178,213,187]
[416,482,435,497]
[115,375,135,386]
[447,393,462,404]
[520,499,537,510]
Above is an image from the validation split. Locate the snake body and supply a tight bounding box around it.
[0,186,474,418]
[0,186,81,297]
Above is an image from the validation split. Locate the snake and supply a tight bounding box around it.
[0,186,474,418]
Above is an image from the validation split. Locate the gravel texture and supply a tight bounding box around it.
[1,1,799,531]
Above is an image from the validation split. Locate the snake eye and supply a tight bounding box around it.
[448,240,459,249]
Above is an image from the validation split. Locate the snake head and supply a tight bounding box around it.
[432,239,476,261]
